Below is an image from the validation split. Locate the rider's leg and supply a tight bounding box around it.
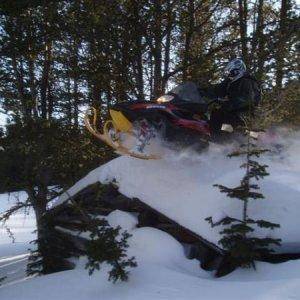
[210,109,229,133]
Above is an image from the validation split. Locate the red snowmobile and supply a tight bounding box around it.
[84,82,237,159]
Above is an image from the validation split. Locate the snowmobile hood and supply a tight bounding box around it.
[109,109,133,133]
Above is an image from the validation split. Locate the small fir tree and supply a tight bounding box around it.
[71,200,137,283]
[85,221,137,283]
[206,118,281,274]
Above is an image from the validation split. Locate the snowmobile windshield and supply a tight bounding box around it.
[169,82,204,104]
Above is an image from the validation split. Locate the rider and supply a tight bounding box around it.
[200,58,261,134]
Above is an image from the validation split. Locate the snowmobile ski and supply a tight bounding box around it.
[84,108,161,160]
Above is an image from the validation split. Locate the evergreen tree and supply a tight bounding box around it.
[26,196,137,282]
[72,200,137,283]
[206,120,281,274]
[85,221,137,283]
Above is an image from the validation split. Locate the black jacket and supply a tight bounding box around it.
[201,73,261,112]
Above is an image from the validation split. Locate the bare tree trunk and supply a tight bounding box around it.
[26,186,46,239]
[26,7,39,119]
[66,75,73,125]
[275,0,290,89]
[6,18,31,122]
[153,0,163,99]
[91,83,102,111]
[135,36,145,101]
[256,0,265,81]
[162,0,173,92]
[40,42,52,120]
[11,56,30,121]
[252,0,265,80]
[88,35,102,111]
[28,55,39,118]
[73,78,79,128]
[115,42,129,102]
[150,52,154,100]
[238,0,249,65]
[132,3,145,101]
[47,82,54,120]
[27,185,51,273]
[72,39,80,128]
[182,0,195,81]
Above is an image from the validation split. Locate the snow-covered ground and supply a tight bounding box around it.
[1,210,300,300]
[1,129,300,299]
[0,191,36,286]
[55,130,300,252]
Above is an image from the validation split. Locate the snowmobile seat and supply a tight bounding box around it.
[172,101,208,113]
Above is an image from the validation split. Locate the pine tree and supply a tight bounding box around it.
[72,200,137,283]
[206,118,281,274]
[85,221,137,283]
[26,197,137,282]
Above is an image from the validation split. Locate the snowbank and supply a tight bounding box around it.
[2,210,300,300]
[0,191,35,246]
[0,191,36,286]
[106,209,138,231]
[54,131,300,252]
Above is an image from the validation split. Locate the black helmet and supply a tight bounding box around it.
[224,58,246,82]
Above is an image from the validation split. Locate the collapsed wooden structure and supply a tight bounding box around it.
[46,182,300,277]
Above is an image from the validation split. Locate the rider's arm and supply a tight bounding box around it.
[229,78,260,111]
[199,79,229,100]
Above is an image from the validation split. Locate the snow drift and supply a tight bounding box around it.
[54,129,300,252]
[2,210,300,300]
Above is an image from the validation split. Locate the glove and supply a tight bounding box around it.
[214,97,230,111]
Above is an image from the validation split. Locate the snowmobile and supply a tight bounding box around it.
[84,82,242,159]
